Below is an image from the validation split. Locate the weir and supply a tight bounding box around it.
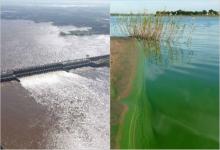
[1,55,109,82]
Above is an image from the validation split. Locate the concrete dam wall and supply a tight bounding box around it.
[1,55,109,82]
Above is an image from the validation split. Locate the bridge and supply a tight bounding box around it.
[1,55,109,82]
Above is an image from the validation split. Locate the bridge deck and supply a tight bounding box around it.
[1,55,109,82]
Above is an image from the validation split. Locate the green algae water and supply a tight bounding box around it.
[118,42,158,149]
[111,16,219,149]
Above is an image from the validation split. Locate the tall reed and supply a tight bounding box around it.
[115,12,193,44]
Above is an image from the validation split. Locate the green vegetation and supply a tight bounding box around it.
[156,9,219,16]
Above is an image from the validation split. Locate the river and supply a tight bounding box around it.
[1,4,110,149]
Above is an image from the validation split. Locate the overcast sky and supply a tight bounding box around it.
[2,0,220,13]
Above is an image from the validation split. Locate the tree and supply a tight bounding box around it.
[209,9,218,15]
[202,10,207,15]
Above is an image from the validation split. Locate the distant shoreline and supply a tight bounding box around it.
[111,14,219,17]
[111,9,219,16]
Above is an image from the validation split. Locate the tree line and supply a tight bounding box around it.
[156,9,219,16]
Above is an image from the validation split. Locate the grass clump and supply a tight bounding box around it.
[115,12,193,44]
[112,12,195,66]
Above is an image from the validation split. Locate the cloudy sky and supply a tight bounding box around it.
[2,0,220,13]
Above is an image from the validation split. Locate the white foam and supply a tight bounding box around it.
[59,26,92,33]
[20,70,109,150]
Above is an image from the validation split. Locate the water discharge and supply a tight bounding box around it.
[19,68,109,149]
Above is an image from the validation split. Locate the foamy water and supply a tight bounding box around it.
[19,68,109,149]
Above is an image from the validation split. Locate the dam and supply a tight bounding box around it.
[1,55,109,82]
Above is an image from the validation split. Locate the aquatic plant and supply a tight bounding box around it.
[115,12,194,44]
[113,11,195,67]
